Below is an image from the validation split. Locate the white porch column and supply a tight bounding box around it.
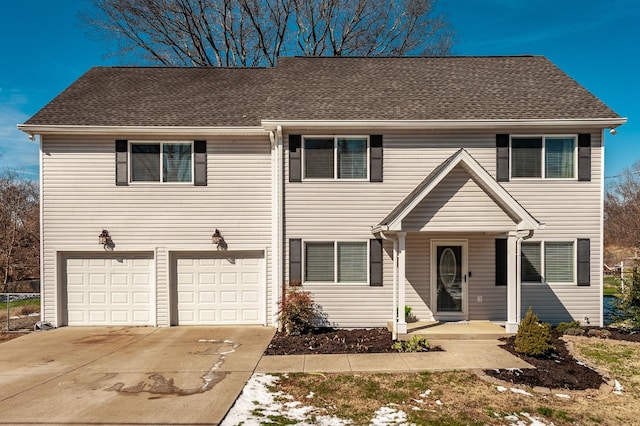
[505,230,519,333]
[392,238,398,339]
[397,232,407,334]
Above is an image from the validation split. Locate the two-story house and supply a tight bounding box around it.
[19,56,625,334]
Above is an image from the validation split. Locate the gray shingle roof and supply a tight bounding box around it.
[25,56,621,127]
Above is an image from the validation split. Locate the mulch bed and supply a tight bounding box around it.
[484,334,604,390]
[266,326,639,391]
[265,328,441,355]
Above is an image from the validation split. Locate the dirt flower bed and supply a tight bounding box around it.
[485,334,604,390]
[264,328,441,355]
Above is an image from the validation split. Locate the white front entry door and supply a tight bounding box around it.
[431,240,468,320]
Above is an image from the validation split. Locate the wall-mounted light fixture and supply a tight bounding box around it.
[99,229,112,250]
[211,229,227,250]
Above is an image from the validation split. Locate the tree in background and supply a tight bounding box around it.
[83,0,454,67]
[0,171,39,291]
[613,267,640,328]
[605,160,640,251]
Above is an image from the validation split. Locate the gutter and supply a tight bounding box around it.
[262,118,627,131]
[17,124,269,138]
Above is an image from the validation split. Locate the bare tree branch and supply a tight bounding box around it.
[83,0,453,66]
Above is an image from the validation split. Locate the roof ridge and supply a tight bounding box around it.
[283,55,541,59]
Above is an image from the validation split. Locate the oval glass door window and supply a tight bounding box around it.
[439,248,457,288]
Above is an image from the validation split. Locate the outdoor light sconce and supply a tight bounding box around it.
[98,229,112,250]
[211,229,227,250]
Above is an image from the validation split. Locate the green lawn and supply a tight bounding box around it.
[604,276,622,296]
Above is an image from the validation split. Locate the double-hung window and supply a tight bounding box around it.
[511,136,576,179]
[304,241,368,284]
[130,142,193,183]
[303,136,368,180]
[521,241,575,284]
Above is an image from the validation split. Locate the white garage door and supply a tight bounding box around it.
[175,253,264,325]
[65,253,153,326]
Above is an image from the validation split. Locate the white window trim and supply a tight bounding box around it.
[302,239,370,285]
[302,135,370,181]
[129,140,194,184]
[510,134,577,180]
[521,240,577,285]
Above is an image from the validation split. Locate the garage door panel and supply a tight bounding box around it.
[175,253,264,325]
[64,253,153,326]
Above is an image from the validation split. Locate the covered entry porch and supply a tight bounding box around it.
[371,149,542,337]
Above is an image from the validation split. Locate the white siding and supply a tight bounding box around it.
[284,129,603,327]
[41,135,273,327]
[403,165,516,232]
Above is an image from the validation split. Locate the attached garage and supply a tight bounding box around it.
[62,253,154,326]
[172,252,265,325]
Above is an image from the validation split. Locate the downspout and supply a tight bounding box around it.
[379,231,399,340]
[38,135,45,324]
[269,128,283,328]
[269,126,284,328]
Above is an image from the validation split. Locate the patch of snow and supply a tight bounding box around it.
[221,373,351,426]
[614,379,624,395]
[520,412,549,426]
[510,388,532,396]
[306,391,315,399]
[504,412,553,426]
[555,393,570,399]
[496,386,508,392]
[419,389,431,397]
[435,400,443,406]
[576,360,587,366]
[370,406,408,425]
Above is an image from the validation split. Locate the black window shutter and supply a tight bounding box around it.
[370,238,383,286]
[577,238,590,286]
[495,238,507,286]
[578,133,591,181]
[115,140,128,186]
[194,140,207,186]
[496,134,510,182]
[289,135,302,182]
[289,239,302,284]
[370,135,383,182]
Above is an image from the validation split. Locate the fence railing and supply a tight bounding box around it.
[1,293,41,332]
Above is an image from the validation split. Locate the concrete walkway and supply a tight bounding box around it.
[256,339,532,373]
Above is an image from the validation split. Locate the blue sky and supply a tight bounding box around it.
[1,0,637,181]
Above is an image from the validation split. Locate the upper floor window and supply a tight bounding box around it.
[511,136,576,179]
[130,142,193,183]
[303,136,368,180]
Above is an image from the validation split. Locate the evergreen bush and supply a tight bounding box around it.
[556,320,582,334]
[613,267,640,328]
[514,307,555,357]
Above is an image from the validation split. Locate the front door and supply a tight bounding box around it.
[431,240,468,319]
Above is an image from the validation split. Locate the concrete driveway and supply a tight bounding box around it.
[0,326,275,425]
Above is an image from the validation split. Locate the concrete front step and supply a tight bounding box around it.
[396,321,512,340]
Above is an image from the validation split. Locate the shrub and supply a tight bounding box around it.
[278,288,327,335]
[515,307,555,357]
[392,335,430,352]
[557,320,582,334]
